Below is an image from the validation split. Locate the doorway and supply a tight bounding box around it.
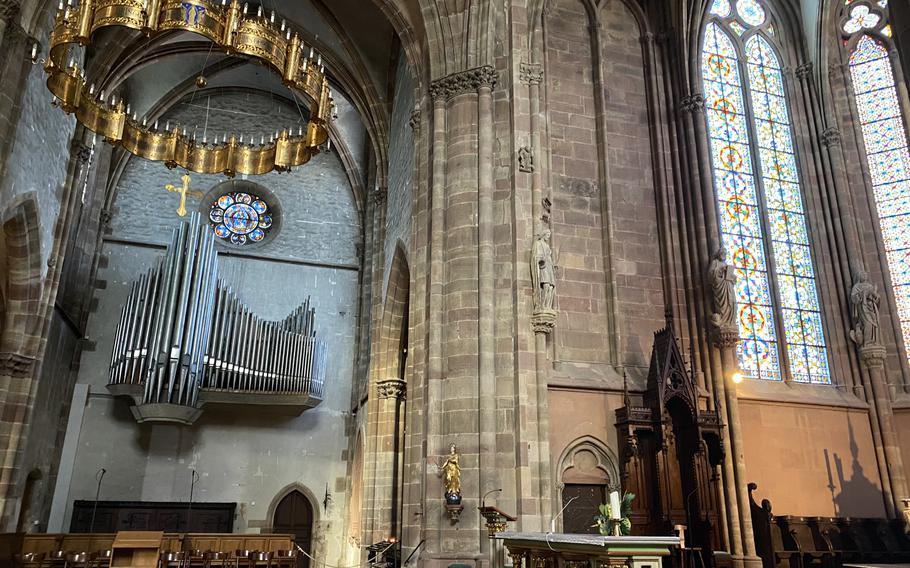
[273,490,314,568]
[561,484,607,534]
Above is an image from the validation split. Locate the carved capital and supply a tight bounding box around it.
[821,127,841,147]
[429,65,499,100]
[372,188,387,207]
[680,93,706,114]
[408,108,421,132]
[859,344,887,369]
[531,309,557,334]
[795,62,813,80]
[99,209,113,229]
[520,62,543,85]
[376,378,406,401]
[0,351,37,378]
[710,324,740,349]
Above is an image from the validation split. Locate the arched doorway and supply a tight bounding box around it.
[273,490,314,568]
[556,438,620,534]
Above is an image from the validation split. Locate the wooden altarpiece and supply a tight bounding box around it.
[615,320,726,566]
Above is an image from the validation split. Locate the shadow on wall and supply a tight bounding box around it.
[824,419,884,517]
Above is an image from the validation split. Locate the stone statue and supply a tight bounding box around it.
[441,444,462,504]
[518,145,534,173]
[707,247,737,330]
[849,268,881,348]
[531,229,556,311]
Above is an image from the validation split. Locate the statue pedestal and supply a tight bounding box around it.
[496,532,678,568]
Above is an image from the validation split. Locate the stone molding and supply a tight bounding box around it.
[795,62,813,80]
[519,62,543,85]
[0,351,37,378]
[680,93,705,114]
[531,309,556,334]
[376,378,406,400]
[710,324,740,349]
[429,65,498,101]
[859,344,887,369]
[821,127,842,147]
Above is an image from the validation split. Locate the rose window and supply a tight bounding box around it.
[209,191,273,245]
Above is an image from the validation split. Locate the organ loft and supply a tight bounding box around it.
[1,0,910,566]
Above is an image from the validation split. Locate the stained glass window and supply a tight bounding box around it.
[703,3,831,383]
[209,191,273,245]
[848,35,910,364]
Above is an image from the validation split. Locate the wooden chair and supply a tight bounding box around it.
[65,553,92,568]
[248,551,273,568]
[233,550,254,568]
[159,551,188,568]
[273,550,296,568]
[91,550,112,568]
[202,551,230,568]
[13,552,43,568]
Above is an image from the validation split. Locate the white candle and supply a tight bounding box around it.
[609,491,622,521]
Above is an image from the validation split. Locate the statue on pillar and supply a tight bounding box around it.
[441,444,462,504]
[707,247,737,332]
[849,268,882,349]
[531,228,556,312]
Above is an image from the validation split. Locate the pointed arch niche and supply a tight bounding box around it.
[702,0,831,383]
[554,437,620,534]
[838,0,910,368]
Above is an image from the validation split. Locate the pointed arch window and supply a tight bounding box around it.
[841,2,910,364]
[702,0,831,383]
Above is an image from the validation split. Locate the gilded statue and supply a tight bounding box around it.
[441,444,462,503]
[531,229,556,311]
[707,247,737,330]
[850,268,882,348]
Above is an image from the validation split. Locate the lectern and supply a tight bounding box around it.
[110,531,163,568]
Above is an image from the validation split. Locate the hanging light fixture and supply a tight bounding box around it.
[39,0,334,177]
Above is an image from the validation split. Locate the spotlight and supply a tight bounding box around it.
[731,372,744,384]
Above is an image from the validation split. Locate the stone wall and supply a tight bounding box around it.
[383,55,415,297]
[0,10,76,276]
[545,0,663,377]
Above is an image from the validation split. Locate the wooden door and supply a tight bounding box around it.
[273,491,313,568]
[561,484,606,534]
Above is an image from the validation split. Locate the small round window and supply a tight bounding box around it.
[202,180,280,248]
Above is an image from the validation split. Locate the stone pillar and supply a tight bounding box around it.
[477,67,497,553]
[709,328,745,567]
[376,378,407,537]
[520,63,544,225]
[715,333,761,568]
[858,346,908,516]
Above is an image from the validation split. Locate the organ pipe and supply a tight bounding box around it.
[108,216,328,420]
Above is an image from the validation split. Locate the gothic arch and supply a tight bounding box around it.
[376,244,410,385]
[555,436,621,491]
[265,482,321,530]
[0,194,43,359]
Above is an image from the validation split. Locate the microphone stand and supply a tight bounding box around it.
[186,469,199,534]
[89,468,106,533]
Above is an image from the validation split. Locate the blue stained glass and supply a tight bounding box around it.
[209,191,272,246]
[704,8,831,384]
[746,34,830,383]
[711,0,732,17]
[850,35,910,369]
[704,22,782,381]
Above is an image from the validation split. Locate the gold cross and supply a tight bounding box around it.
[165,174,204,217]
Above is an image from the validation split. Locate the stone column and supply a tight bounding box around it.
[859,346,908,516]
[521,60,553,526]
[709,328,745,567]
[376,378,407,537]
[715,331,761,568]
[477,66,498,556]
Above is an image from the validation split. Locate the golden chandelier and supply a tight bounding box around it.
[42,0,334,177]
